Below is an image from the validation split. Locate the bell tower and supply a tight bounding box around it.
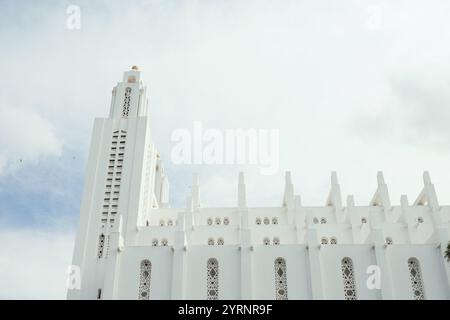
[109,66,149,119]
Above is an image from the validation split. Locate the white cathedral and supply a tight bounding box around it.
[68,67,450,300]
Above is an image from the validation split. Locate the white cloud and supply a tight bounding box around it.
[0,225,75,299]
[0,106,63,175]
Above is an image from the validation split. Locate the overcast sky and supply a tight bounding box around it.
[1,0,450,299]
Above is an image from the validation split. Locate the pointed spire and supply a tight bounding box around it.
[294,195,302,209]
[238,172,246,210]
[185,195,193,212]
[377,171,385,185]
[191,174,200,210]
[400,194,409,208]
[331,171,338,185]
[370,171,391,210]
[326,171,342,211]
[414,171,439,213]
[347,195,355,208]
[423,171,432,185]
[283,171,294,210]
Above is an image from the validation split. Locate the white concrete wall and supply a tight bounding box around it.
[185,246,241,299]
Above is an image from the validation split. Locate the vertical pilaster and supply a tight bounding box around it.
[240,228,253,299]
[102,217,124,299]
[373,228,394,299]
[306,228,324,299]
[171,212,187,299]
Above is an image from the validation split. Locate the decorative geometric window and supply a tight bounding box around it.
[264,217,270,225]
[408,258,425,300]
[97,234,105,258]
[274,258,288,300]
[320,217,327,224]
[263,237,271,245]
[217,238,224,245]
[207,258,219,300]
[330,237,337,245]
[273,237,280,245]
[385,237,393,245]
[208,238,215,246]
[341,257,357,300]
[361,217,367,224]
[223,217,229,225]
[256,217,262,225]
[138,259,151,300]
[159,220,165,226]
[122,87,132,117]
[167,220,173,226]
[161,238,168,246]
[151,239,158,246]
[215,217,221,225]
[272,217,278,224]
[321,237,328,245]
[207,218,213,226]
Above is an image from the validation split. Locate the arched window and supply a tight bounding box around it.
[139,260,151,300]
[207,258,219,300]
[272,217,278,225]
[274,258,288,300]
[263,217,270,225]
[320,217,327,224]
[330,237,337,245]
[321,237,328,245]
[159,220,165,226]
[215,217,221,225]
[417,217,424,224]
[361,217,367,224]
[408,258,425,300]
[97,234,105,258]
[167,219,173,226]
[341,257,357,300]
[208,238,215,246]
[256,217,262,225]
[207,218,213,226]
[313,217,319,224]
[217,238,224,245]
[161,238,168,246]
[273,237,280,245]
[151,239,158,246]
[223,217,230,225]
[263,237,271,245]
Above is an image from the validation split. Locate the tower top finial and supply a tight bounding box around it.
[131,65,139,71]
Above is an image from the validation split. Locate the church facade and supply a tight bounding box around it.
[67,67,450,300]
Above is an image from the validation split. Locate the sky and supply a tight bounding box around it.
[1,0,450,299]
